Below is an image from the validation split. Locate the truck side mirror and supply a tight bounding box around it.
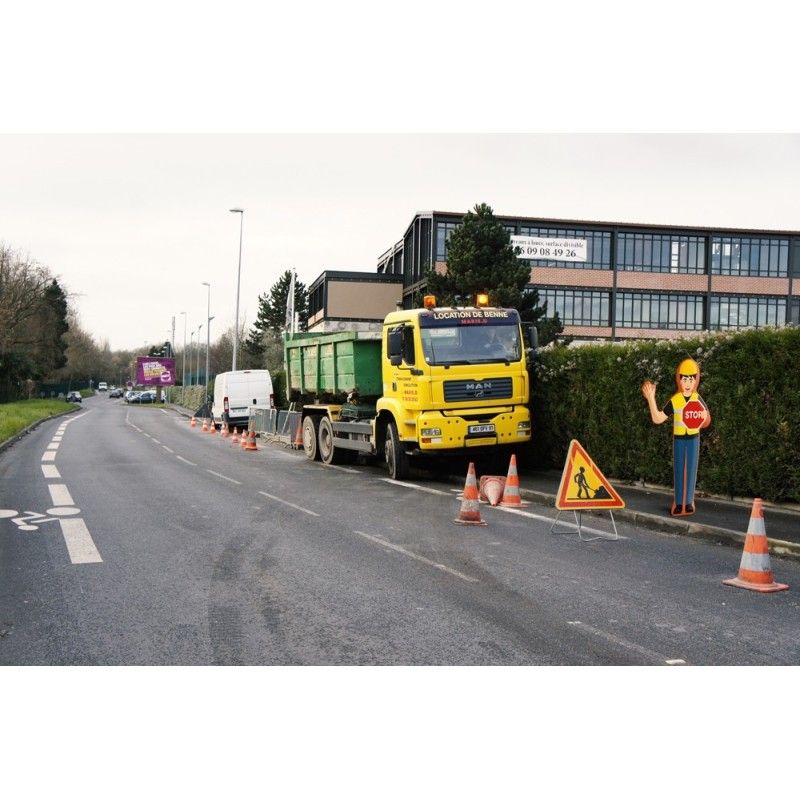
[388,328,403,366]
[528,325,539,350]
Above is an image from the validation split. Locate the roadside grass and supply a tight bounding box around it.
[0,399,74,444]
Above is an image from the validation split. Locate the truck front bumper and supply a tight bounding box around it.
[411,407,531,451]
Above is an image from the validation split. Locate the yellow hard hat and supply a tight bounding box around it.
[675,357,700,390]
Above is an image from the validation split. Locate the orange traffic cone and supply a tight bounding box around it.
[190,416,197,427]
[245,429,258,451]
[222,421,229,438]
[293,420,304,450]
[208,418,217,434]
[231,427,240,444]
[454,462,487,526]
[499,454,528,507]
[201,418,209,432]
[723,498,789,593]
[241,426,249,448]
[479,475,506,507]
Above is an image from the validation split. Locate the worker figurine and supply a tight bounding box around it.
[641,358,711,516]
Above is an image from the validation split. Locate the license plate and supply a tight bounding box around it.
[468,424,495,435]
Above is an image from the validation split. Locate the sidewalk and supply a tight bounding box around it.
[168,404,800,562]
[516,469,800,562]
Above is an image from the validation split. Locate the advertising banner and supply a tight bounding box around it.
[136,356,176,386]
[511,235,587,262]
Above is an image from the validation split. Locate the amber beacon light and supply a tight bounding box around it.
[475,293,489,307]
[423,295,437,309]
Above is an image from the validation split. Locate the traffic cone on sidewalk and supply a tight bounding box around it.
[231,427,240,444]
[499,454,529,507]
[190,416,197,427]
[245,430,258,451]
[454,462,487,526]
[201,418,209,432]
[293,420,304,450]
[723,498,789,593]
[479,475,506,507]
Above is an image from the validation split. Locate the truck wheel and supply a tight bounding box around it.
[302,416,320,461]
[385,421,410,480]
[318,416,343,465]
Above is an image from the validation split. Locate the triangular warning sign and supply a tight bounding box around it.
[556,440,625,511]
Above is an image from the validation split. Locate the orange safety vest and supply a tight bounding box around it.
[670,391,703,436]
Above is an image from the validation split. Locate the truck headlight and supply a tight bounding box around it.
[421,427,442,437]
[517,421,531,431]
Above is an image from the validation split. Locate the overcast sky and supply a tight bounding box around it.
[2,132,799,352]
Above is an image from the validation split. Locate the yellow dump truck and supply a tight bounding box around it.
[285,296,535,480]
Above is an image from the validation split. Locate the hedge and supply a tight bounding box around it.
[527,327,800,503]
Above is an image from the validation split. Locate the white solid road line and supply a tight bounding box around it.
[353,530,479,583]
[258,491,319,517]
[59,518,103,564]
[48,484,75,507]
[566,620,685,665]
[379,479,450,496]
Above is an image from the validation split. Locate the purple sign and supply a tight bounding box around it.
[136,356,176,386]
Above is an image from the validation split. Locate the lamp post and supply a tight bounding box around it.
[195,324,203,387]
[202,282,211,402]
[189,329,195,385]
[229,208,244,371]
[180,311,187,388]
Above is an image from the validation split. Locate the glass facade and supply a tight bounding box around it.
[616,292,705,330]
[617,232,705,274]
[435,222,459,261]
[710,236,789,277]
[709,295,786,328]
[536,287,610,326]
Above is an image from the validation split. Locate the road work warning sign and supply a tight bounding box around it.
[555,440,625,511]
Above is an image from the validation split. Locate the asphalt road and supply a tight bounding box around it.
[2,394,799,665]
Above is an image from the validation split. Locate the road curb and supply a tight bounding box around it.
[518,487,800,562]
[0,405,80,456]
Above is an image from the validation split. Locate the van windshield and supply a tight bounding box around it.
[420,324,521,366]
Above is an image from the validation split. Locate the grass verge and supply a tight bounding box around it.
[0,399,74,444]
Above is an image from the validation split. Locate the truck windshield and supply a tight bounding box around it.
[420,324,522,366]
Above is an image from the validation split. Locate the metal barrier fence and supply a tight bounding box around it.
[250,408,302,443]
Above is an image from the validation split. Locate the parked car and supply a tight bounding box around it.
[66,391,82,403]
[125,390,141,403]
[109,388,124,398]
[138,390,156,404]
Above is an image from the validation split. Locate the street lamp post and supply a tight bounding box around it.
[180,311,187,389]
[195,324,203,387]
[202,282,211,403]
[189,330,195,385]
[229,208,244,371]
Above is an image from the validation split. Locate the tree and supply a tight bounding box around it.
[243,270,308,364]
[426,203,563,345]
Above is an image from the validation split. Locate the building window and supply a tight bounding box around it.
[435,222,459,261]
[709,295,787,328]
[617,233,706,274]
[616,292,705,329]
[710,236,789,277]
[519,226,611,270]
[535,287,611,326]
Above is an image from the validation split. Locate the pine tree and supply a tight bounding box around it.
[426,203,563,345]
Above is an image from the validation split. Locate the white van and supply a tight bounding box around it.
[212,370,274,429]
[98,382,108,392]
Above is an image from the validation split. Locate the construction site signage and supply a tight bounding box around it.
[555,439,625,511]
[136,356,176,386]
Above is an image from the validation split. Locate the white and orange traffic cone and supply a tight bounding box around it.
[723,498,789,593]
[454,462,488,526]
[222,421,229,438]
[208,417,217,434]
[479,475,506,507]
[241,426,249,448]
[499,454,529,507]
[190,416,197,428]
[245,429,258,451]
[201,418,209,432]
[231,427,240,444]
[293,420,304,450]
